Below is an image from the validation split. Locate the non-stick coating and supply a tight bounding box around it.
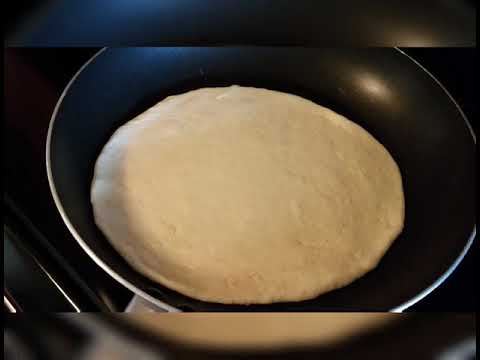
[48,48,475,311]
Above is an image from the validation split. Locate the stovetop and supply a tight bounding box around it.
[4,47,477,312]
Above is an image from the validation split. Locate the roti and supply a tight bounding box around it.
[91,85,404,304]
[125,313,399,349]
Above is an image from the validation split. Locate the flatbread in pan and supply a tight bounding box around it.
[91,86,404,304]
[125,313,398,349]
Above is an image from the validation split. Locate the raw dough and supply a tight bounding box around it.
[91,85,404,304]
[125,313,400,349]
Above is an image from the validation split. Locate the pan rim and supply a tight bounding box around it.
[45,47,180,312]
[45,46,476,312]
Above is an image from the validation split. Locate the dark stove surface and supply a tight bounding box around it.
[5,48,132,311]
[4,47,476,312]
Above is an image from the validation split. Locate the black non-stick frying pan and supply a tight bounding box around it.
[47,48,476,312]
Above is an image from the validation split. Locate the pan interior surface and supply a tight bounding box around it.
[48,48,475,311]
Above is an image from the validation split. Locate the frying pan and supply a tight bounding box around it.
[46,48,476,312]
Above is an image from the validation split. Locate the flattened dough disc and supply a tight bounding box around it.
[91,86,404,304]
[126,313,399,349]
